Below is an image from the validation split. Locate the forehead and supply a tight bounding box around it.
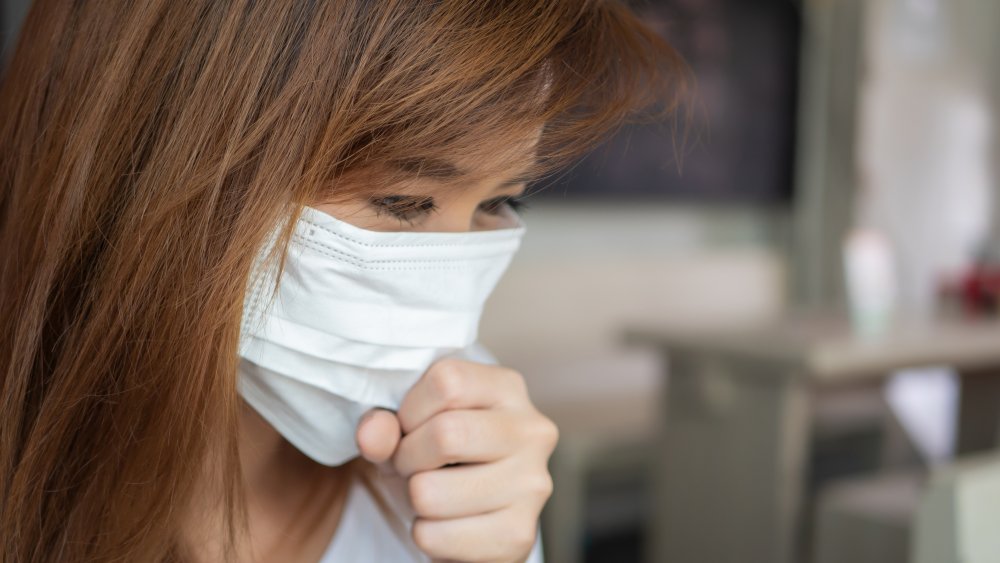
[325,125,543,202]
[380,127,542,188]
[402,124,543,181]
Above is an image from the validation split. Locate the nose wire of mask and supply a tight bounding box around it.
[237,206,526,466]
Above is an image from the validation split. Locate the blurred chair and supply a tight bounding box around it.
[628,312,1000,563]
[812,452,1000,563]
[812,470,923,563]
[542,378,659,563]
[912,452,1000,563]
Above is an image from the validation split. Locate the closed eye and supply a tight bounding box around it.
[368,194,439,225]
[479,194,529,216]
[367,191,529,226]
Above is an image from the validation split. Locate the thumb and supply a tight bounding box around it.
[355,408,402,466]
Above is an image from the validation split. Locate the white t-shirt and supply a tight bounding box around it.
[319,470,545,562]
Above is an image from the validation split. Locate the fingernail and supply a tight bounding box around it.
[359,410,377,425]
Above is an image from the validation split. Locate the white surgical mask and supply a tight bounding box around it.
[237,206,526,466]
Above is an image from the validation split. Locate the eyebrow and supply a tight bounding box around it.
[392,157,534,192]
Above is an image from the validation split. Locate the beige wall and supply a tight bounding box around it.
[479,202,788,407]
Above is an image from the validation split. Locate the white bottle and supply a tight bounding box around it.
[843,228,898,338]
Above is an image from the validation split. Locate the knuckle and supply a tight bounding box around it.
[540,416,560,449]
[411,519,442,557]
[527,414,559,451]
[428,361,465,406]
[408,473,439,517]
[511,521,538,554]
[503,367,528,396]
[530,472,555,500]
[430,412,466,460]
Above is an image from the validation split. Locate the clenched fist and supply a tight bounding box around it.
[356,358,558,563]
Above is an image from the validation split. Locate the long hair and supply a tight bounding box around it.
[0,1,686,561]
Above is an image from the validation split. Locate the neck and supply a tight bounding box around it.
[239,400,314,494]
[180,400,350,562]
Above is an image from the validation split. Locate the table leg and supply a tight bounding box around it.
[956,365,1000,455]
[647,351,811,563]
[543,438,587,563]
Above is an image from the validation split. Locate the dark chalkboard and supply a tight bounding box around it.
[532,0,802,206]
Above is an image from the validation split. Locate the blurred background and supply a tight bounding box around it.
[480,0,1000,562]
[5,0,1000,562]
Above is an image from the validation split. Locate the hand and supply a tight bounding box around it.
[355,358,559,562]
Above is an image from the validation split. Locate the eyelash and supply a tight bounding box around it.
[369,195,439,226]
[369,194,529,225]
[479,195,529,216]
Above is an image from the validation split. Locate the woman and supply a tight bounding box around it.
[0,1,684,561]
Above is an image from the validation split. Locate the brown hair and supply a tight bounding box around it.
[0,0,685,561]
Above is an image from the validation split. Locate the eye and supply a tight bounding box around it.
[479,194,529,216]
[368,195,439,225]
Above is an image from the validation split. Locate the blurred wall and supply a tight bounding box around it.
[480,203,788,408]
[790,0,866,308]
[858,0,1000,317]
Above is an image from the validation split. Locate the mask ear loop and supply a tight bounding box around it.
[238,223,289,357]
[239,254,276,357]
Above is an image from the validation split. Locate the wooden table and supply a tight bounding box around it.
[624,313,1000,563]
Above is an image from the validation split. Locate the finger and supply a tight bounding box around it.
[392,409,519,477]
[398,358,527,434]
[412,508,541,563]
[408,459,553,519]
[356,408,401,465]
